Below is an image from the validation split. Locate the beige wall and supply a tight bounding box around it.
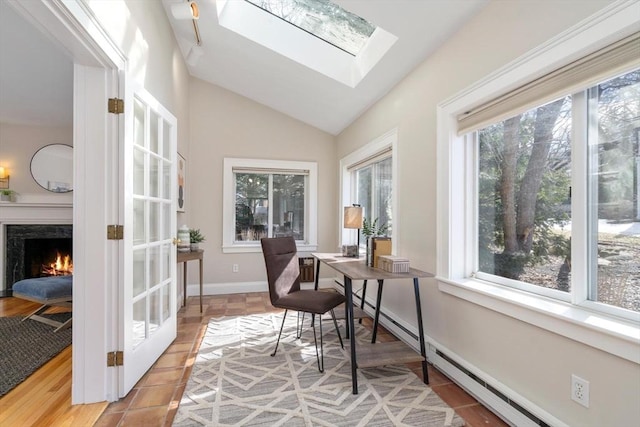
[0,123,73,195]
[86,0,191,179]
[336,0,639,426]
[187,78,336,286]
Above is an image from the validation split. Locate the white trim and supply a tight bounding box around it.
[222,158,318,253]
[437,0,640,368]
[339,128,398,251]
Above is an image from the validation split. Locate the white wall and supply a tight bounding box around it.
[0,123,73,196]
[336,0,639,426]
[187,78,336,288]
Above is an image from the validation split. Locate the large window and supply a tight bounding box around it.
[476,69,640,316]
[341,129,397,250]
[223,158,317,253]
[438,20,639,362]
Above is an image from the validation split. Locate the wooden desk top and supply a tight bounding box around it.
[312,253,433,281]
[177,250,204,262]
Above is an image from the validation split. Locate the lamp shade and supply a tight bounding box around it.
[344,206,363,229]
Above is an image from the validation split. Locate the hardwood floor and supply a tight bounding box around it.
[1,294,508,426]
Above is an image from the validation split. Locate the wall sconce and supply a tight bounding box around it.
[171,1,199,20]
[0,166,9,189]
[343,204,363,257]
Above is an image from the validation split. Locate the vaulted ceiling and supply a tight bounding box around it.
[0,1,488,134]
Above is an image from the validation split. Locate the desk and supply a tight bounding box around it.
[312,253,434,395]
[177,250,204,313]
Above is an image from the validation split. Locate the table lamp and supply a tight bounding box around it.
[343,205,363,257]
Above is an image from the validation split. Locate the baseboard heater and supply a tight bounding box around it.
[335,280,559,427]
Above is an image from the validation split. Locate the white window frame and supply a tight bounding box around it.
[437,2,640,364]
[223,158,318,253]
[340,128,398,252]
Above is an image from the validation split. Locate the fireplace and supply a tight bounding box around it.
[4,224,73,293]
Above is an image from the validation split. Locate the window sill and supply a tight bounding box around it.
[437,277,640,364]
[222,243,318,254]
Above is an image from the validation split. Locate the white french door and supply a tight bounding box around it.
[120,82,178,396]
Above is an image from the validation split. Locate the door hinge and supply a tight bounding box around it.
[107,224,124,240]
[108,98,124,114]
[107,351,124,367]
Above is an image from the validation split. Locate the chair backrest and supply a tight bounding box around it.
[260,236,301,306]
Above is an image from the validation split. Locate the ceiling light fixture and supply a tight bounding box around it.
[171,1,199,20]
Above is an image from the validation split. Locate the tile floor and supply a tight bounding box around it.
[95,292,508,426]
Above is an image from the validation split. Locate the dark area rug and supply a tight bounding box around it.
[0,313,72,396]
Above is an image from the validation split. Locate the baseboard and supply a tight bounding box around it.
[333,280,567,427]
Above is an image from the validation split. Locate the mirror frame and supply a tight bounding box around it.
[30,144,74,193]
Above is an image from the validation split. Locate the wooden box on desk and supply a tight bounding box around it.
[378,255,410,273]
[371,237,391,268]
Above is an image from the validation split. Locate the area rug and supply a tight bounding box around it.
[0,313,72,397]
[174,313,464,426]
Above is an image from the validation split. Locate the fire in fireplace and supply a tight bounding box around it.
[42,252,74,276]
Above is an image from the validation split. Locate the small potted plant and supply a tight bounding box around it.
[362,218,388,266]
[0,189,17,202]
[189,228,205,251]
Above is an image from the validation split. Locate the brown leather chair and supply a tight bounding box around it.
[261,236,344,372]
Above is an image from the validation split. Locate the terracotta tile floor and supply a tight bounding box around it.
[95,292,508,426]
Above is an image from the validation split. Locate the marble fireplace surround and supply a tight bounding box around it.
[0,195,72,293]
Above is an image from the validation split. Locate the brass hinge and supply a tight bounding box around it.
[107,224,124,240]
[107,351,124,367]
[108,98,124,114]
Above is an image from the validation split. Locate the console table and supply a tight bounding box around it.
[177,250,204,313]
[312,253,434,394]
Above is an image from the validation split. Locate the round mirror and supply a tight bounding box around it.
[30,144,73,192]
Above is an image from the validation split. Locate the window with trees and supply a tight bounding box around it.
[340,129,397,250]
[477,69,639,317]
[223,158,318,253]
[437,26,640,349]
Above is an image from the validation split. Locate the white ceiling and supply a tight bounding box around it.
[0,1,488,134]
[0,1,73,127]
[163,0,488,135]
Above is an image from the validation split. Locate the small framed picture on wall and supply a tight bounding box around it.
[177,153,186,212]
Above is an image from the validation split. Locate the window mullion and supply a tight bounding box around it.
[571,91,589,305]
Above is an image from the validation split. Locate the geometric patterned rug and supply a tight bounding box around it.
[173,313,465,426]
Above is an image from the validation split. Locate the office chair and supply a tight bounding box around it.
[261,236,344,372]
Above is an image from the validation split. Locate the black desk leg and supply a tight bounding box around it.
[413,278,429,384]
[345,275,358,394]
[371,280,384,343]
[314,258,321,291]
[182,262,188,307]
[358,280,367,324]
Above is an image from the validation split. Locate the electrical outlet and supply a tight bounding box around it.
[571,374,589,408]
[232,264,239,273]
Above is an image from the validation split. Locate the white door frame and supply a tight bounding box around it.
[9,0,125,403]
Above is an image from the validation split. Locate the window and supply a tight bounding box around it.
[476,70,640,317]
[215,0,397,87]
[341,129,397,250]
[223,158,318,253]
[437,15,639,363]
[245,0,376,56]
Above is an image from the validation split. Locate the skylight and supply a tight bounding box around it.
[215,0,397,87]
[244,0,376,56]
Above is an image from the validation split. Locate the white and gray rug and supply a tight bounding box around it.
[174,313,464,427]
